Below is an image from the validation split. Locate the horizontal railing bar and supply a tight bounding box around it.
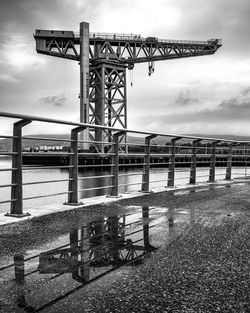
[24,269,39,277]
[126,141,146,146]
[23,191,72,200]
[150,170,169,174]
[78,185,113,192]
[78,175,114,180]
[175,168,190,172]
[0,135,17,139]
[23,165,73,170]
[22,136,73,142]
[150,144,170,148]
[149,162,170,166]
[1,111,247,143]
[196,175,209,178]
[0,199,16,205]
[116,163,147,167]
[0,152,17,155]
[78,139,115,145]
[118,182,142,187]
[0,168,17,172]
[118,172,143,177]
[194,168,209,171]
[119,153,147,157]
[78,164,114,168]
[0,184,16,188]
[150,179,167,184]
[23,178,72,186]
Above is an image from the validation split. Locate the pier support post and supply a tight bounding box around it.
[109,131,125,197]
[209,141,220,183]
[168,137,181,187]
[67,126,86,205]
[6,119,31,217]
[190,139,202,185]
[142,135,157,193]
[225,144,233,180]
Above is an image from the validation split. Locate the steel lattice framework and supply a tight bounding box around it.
[34,22,222,151]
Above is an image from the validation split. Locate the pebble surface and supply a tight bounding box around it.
[83,185,250,313]
[1,183,250,312]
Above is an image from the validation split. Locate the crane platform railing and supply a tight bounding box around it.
[72,31,221,46]
[0,111,249,217]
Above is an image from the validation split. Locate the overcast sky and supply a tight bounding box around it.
[1,0,250,136]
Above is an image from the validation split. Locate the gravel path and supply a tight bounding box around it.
[84,216,250,313]
[1,183,250,312]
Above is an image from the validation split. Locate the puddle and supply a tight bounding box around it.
[0,205,195,312]
[1,184,244,313]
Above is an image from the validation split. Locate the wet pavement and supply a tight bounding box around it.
[0,182,250,312]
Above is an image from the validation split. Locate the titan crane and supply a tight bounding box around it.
[34,22,222,152]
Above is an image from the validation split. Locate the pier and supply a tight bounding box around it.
[0,112,250,312]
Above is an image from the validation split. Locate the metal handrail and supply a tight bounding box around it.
[1,110,250,217]
[0,111,248,143]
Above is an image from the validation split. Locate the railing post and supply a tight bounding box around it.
[225,143,233,180]
[142,135,157,192]
[80,223,90,281]
[67,126,86,205]
[14,254,25,284]
[167,137,181,187]
[190,139,202,185]
[6,119,31,217]
[209,141,220,183]
[109,131,125,197]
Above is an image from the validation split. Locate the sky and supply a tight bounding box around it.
[0,0,250,136]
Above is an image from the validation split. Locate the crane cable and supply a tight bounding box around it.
[129,69,134,87]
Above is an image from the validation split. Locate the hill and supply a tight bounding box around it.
[1,133,249,151]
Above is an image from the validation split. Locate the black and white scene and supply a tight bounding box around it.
[0,0,249,312]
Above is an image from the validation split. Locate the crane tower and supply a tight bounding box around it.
[34,22,222,152]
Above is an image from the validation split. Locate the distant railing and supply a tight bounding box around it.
[0,111,249,217]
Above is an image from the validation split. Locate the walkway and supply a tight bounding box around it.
[0,181,249,312]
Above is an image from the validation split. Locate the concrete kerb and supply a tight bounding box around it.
[0,178,248,227]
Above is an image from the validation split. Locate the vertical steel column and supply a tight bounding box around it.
[167,137,181,187]
[79,21,89,150]
[6,119,31,217]
[225,144,233,180]
[67,126,86,205]
[109,131,125,197]
[142,135,157,192]
[80,223,90,281]
[190,139,202,185]
[209,141,220,183]
[95,63,105,149]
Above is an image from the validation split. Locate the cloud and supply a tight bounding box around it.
[0,74,19,83]
[135,87,250,134]
[39,93,67,107]
[175,90,201,106]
